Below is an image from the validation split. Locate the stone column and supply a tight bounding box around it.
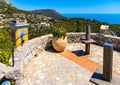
[103,42,113,82]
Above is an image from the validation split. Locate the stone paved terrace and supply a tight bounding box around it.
[0,33,120,85]
[21,43,120,85]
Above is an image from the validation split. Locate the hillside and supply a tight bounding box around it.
[31,9,66,19]
[0,1,30,14]
[0,1,120,37]
[1,1,120,65]
[0,0,11,5]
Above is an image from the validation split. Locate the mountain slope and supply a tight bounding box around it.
[0,1,30,14]
[0,0,11,5]
[31,9,66,19]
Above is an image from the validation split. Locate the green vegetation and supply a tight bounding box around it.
[1,1,120,66]
[0,2,30,14]
[109,24,120,36]
[52,28,66,39]
[50,18,120,36]
[31,9,66,19]
[28,26,53,40]
[0,27,12,65]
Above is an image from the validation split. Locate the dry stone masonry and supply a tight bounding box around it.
[0,33,120,84]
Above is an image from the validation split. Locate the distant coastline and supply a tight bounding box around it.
[62,14,120,25]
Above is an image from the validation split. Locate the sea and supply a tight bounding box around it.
[62,14,120,25]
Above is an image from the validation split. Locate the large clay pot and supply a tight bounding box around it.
[52,36,67,52]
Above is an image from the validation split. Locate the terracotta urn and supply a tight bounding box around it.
[52,36,67,52]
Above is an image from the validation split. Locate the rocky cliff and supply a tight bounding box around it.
[0,0,12,5]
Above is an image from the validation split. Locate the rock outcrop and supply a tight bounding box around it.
[0,0,12,5]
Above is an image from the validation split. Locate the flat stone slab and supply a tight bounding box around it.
[90,68,120,85]
[82,39,96,44]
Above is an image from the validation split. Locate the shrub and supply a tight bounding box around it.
[52,28,66,39]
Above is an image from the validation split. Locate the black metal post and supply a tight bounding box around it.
[11,41,15,67]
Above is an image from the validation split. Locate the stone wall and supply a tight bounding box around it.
[0,34,53,84]
[14,34,53,67]
[0,33,120,84]
[67,33,120,51]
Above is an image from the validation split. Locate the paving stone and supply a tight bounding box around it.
[1,42,120,85]
[21,50,92,85]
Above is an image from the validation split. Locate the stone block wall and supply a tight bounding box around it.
[0,34,53,83]
[14,34,53,67]
[67,33,120,51]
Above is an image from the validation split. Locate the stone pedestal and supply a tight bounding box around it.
[103,42,113,81]
[89,42,118,85]
[90,68,120,85]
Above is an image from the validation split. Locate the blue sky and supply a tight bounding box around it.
[11,0,120,14]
